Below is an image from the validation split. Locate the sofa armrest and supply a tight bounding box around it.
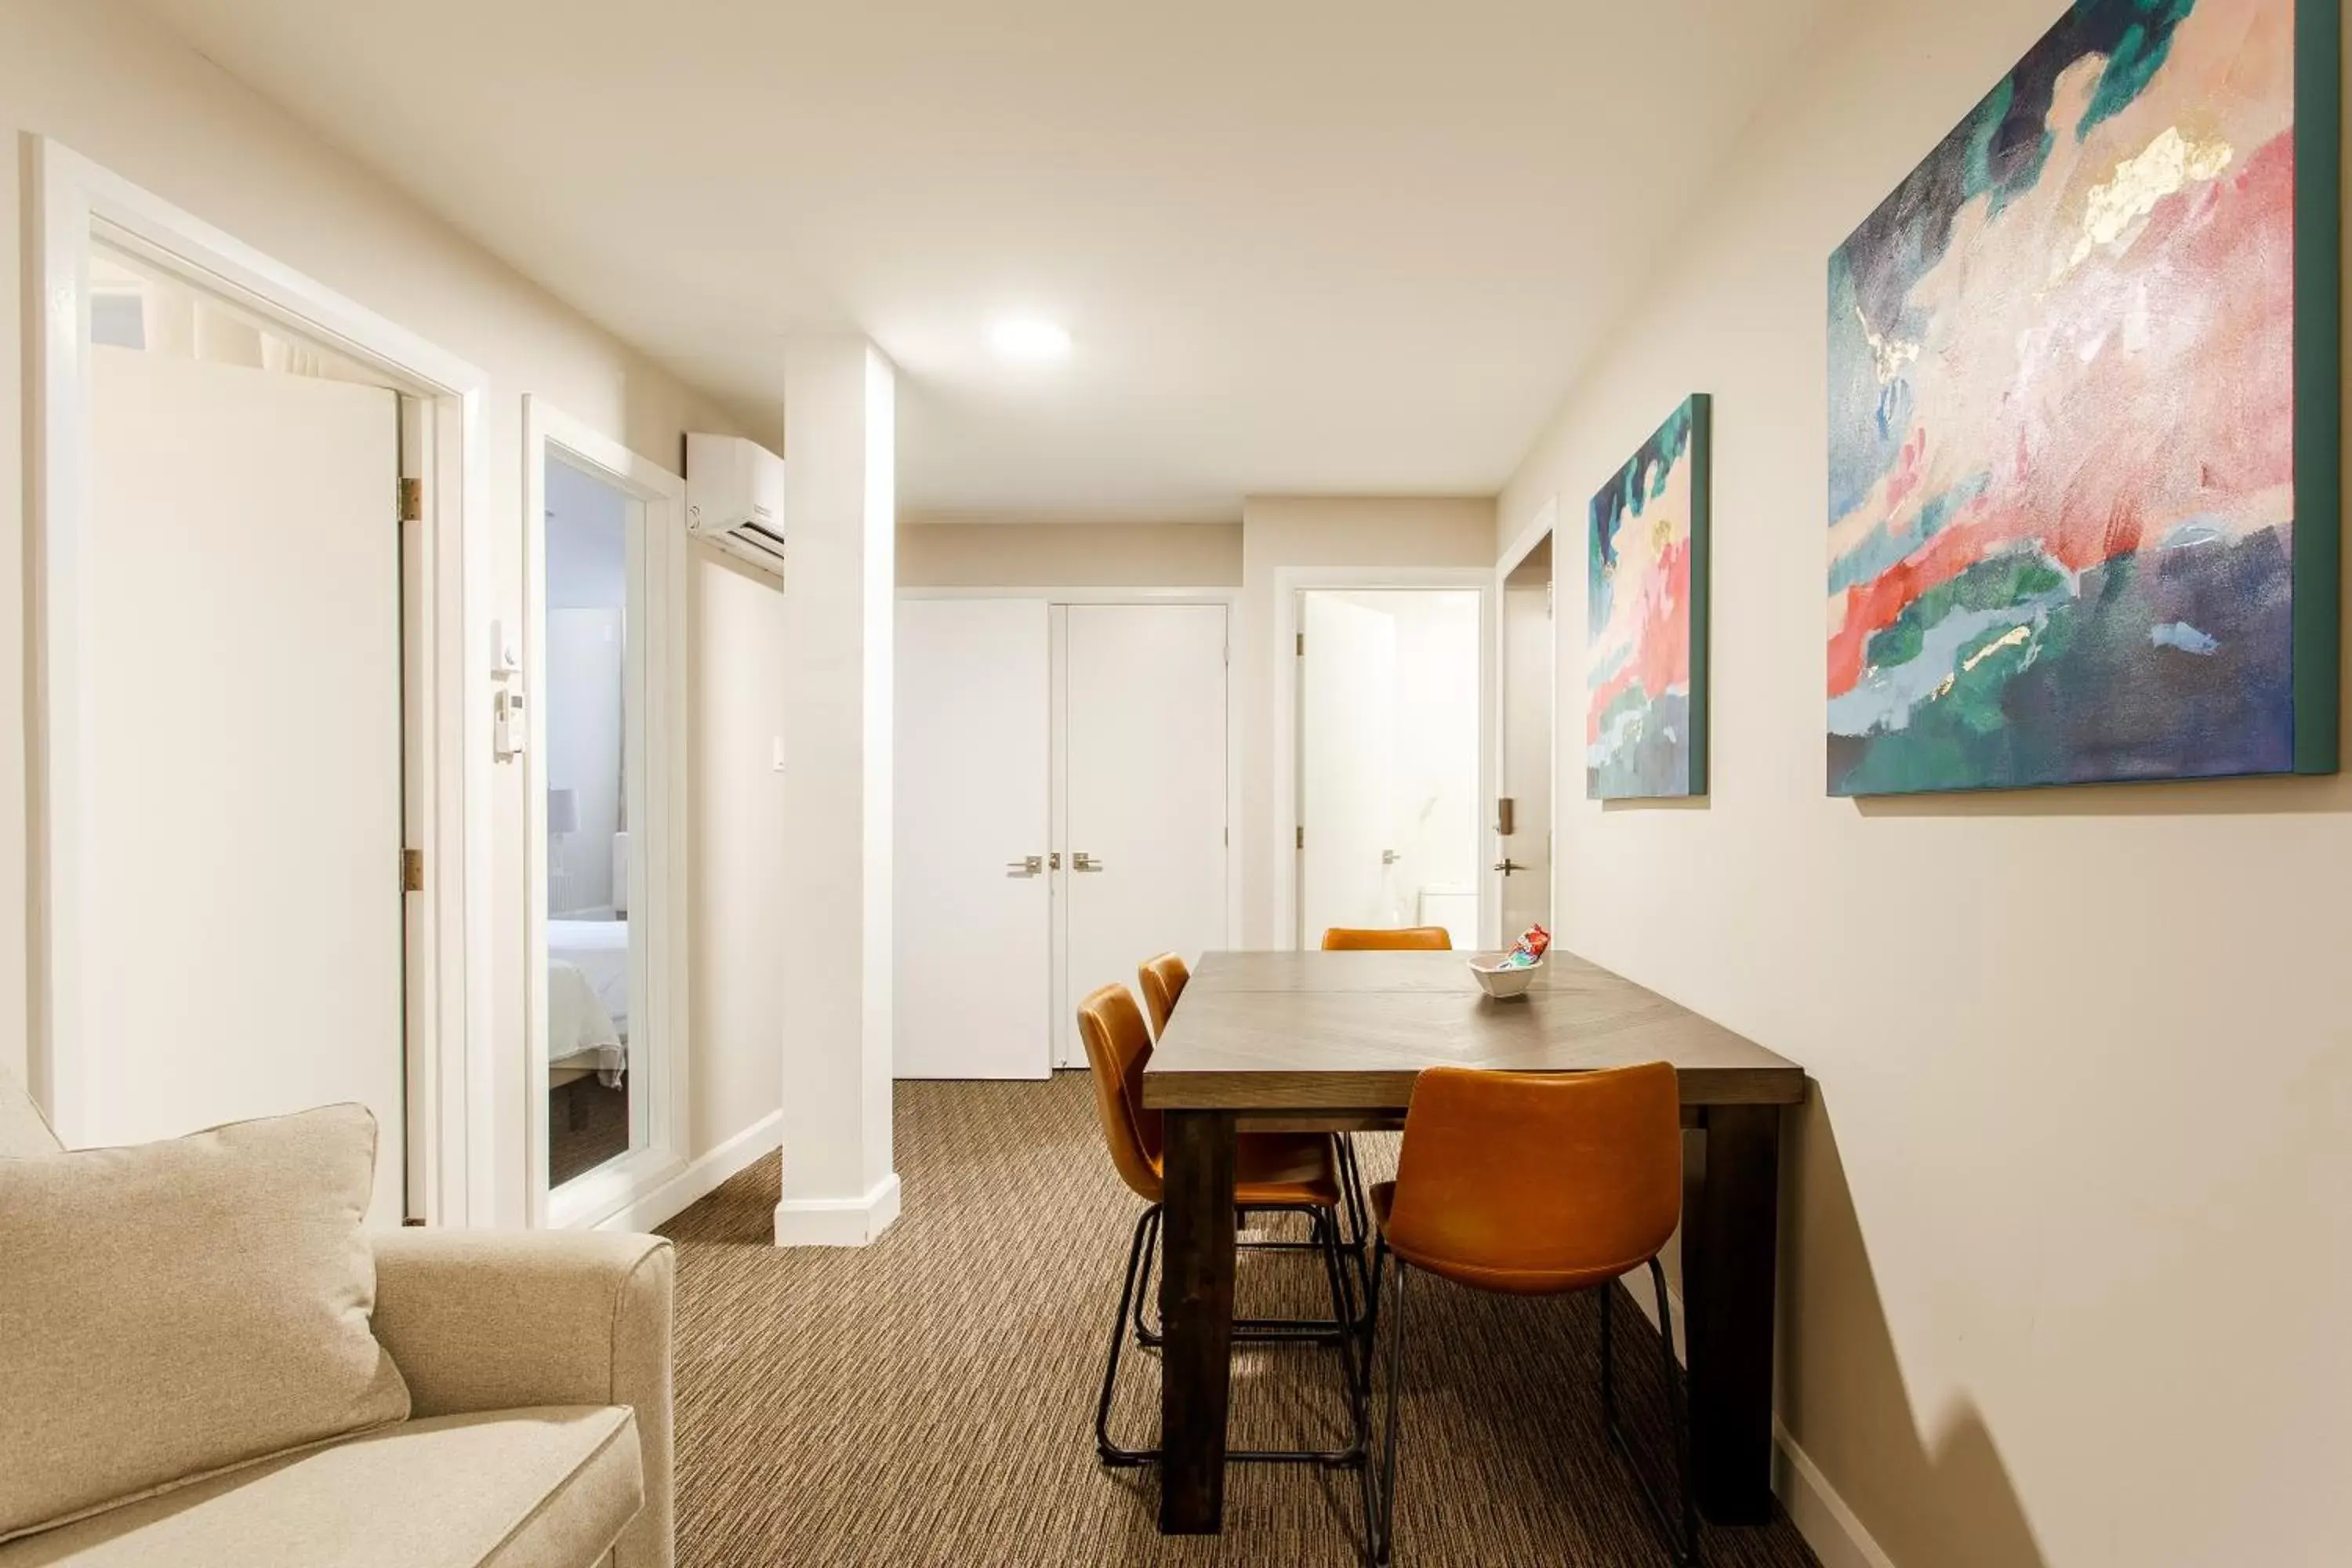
[372,1229,673,1568]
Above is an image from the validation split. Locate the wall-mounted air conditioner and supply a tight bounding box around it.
[685,432,786,579]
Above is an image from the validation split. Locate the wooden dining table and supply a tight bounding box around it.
[1139,946,1808,1536]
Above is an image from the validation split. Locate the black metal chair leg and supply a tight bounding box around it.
[1371,1254,1409,1566]
[1134,1203,1357,1346]
[1129,1207,1160,1347]
[1599,1261,1697,1566]
[1359,1232,1387,1397]
[1095,1204,1159,1467]
[1599,1271,1616,1426]
[1652,1257,1697,1565]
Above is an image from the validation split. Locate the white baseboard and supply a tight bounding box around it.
[1774,1421,1898,1568]
[593,1110,782,1234]
[1612,1273,1893,1568]
[773,1169,902,1247]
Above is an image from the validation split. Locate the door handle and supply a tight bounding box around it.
[1073,851,1105,873]
[1006,855,1044,877]
[1493,858,1526,875]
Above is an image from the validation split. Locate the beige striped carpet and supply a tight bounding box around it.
[659,1073,1819,1567]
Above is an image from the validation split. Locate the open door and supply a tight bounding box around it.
[85,344,408,1224]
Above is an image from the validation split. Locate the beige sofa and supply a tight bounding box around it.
[0,1078,674,1568]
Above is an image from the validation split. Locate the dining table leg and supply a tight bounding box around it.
[1157,1108,1237,1534]
[1680,1102,1783,1523]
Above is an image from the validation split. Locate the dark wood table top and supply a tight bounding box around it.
[1140,949,1807,1111]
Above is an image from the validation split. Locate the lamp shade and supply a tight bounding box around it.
[546,786,580,835]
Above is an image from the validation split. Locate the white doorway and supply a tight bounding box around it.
[80,261,408,1224]
[33,141,494,1225]
[894,597,1054,1080]
[1295,589,1485,950]
[1497,533,1555,938]
[523,400,691,1229]
[893,593,1235,1078]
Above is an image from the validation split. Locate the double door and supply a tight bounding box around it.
[895,599,1229,1079]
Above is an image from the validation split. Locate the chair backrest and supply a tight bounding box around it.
[1137,953,1191,1039]
[1321,926,1453,951]
[1075,983,1163,1203]
[1385,1063,1680,1291]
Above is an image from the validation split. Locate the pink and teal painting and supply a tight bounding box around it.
[1826,0,2338,795]
[1588,394,1710,799]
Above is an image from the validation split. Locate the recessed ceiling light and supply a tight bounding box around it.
[991,318,1070,361]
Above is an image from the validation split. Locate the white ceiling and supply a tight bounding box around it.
[134,0,1841,522]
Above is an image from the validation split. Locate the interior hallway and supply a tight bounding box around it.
[659,1076,1821,1566]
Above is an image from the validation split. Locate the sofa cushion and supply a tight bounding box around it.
[0,1105,409,1541]
[0,1065,60,1158]
[0,1406,644,1568]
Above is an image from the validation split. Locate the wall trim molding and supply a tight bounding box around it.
[594,1110,781,1235]
[774,1169,902,1247]
[1774,1418,1899,1568]
[1613,1272,1893,1568]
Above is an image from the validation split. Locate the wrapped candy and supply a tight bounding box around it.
[1499,923,1550,969]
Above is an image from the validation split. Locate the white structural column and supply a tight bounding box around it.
[773,336,900,1246]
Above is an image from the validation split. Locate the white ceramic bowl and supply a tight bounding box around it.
[1469,956,1542,999]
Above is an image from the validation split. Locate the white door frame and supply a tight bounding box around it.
[522,398,691,1229]
[1496,501,1559,937]
[1276,567,1497,952]
[28,139,495,1224]
[897,586,1241,1067]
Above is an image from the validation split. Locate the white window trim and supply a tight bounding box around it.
[524,398,692,1229]
[28,139,495,1225]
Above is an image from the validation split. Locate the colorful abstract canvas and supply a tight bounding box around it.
[1826,0,2338,795]
[1588,394,1710,799]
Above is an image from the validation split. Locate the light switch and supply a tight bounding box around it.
[771,736,788,773]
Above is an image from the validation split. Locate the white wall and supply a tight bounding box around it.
[1497,3,2352,1563]
[0,0,784,1220]
[899,520,1241,587]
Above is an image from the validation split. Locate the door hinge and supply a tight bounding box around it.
[1295,824,1305,850]
[1295,630,1305,657]
[398,477,423,523]
[401,848,424,892]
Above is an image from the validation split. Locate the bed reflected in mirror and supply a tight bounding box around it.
[544,454,644,1189]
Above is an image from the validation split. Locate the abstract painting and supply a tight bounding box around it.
[1826,0,2338,795]
[1588,394,1710,799]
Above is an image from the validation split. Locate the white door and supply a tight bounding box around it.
[1298,590,1484,948]
[1499,557,1555,938]
[1061,605,1228,1061]
[85,346,407,1222]
[895,598,1052,1078]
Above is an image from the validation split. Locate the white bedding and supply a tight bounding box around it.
[548,959,622,1083]
[550,918,630,1035]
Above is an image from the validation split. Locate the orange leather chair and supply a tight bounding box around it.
[1076,982,1369,1487]
[1137,952,1189,1039]
[1365,1063,1691,1565]
[1321,926,1453,951]
[1140,948,1376,1307]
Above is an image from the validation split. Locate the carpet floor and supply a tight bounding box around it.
[659,1073,1820,1567]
